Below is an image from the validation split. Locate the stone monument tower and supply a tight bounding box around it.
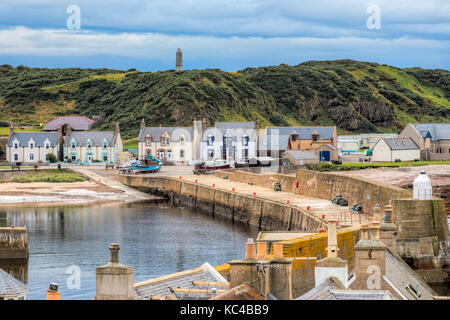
[176,48,183,71]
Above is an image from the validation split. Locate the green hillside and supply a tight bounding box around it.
[0,60,448,139]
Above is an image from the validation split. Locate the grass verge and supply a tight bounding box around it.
[307,161,450,172]
[3,169,86,183]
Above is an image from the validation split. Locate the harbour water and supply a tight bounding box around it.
[0,203,258,300]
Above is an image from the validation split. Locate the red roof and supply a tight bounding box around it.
[43,116,95,131]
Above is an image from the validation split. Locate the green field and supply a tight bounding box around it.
[2,169,86,183]
[308,161,450,172]
[0,127,42,135]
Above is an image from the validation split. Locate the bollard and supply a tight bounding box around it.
[286,200,290,204]
[307,206,311,210]
[232,187,235,192]
[321,214,325,219]
[253,192,256,196]
[179,176,182,180]
[212,184,215,188]
[195,179,198,183]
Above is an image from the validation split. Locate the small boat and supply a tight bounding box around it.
[119,156,162,174]
[193,160,231,174]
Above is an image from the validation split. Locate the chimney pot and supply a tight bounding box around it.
[272,243,284,259]
[245,238,256,260]
[109,243,120,263]
[327,219,339,258]
[256,242,267,259]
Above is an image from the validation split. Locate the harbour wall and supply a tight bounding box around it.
[116,175,325,232]
[0,227,28,260]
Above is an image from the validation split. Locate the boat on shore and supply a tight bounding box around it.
[193,160,231,174]
[119,156,162,174]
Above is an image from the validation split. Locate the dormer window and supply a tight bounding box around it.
[161,135,169,146]
[71,140,76,149]
[145,136,152,146]
[102,140,108,149]
[45,142,50,150]
[180,136,185,145]
[14,142,18,149]
[29,141,34,149]
[312,131,319,142]
[86,140,92,149]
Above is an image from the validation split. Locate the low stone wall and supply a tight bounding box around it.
[295,169,412,217]
[0,227,28,260]
[117,175,324,232]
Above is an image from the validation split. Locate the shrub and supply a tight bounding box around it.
[46,153,57,163]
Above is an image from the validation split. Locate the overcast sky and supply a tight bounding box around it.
[0,0,449,71]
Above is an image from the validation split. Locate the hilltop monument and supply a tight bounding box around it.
[176,48,183,72]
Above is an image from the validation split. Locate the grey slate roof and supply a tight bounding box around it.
[296,277,344,300]
[0,268,29,299]
[43,116,95,131]
[215,122,255,128]
[8,132,58,147]
[267,127,334,140]
[134,263,227,300]
[384,138,419,150]
[283,150,319,160]
[412,123,450,141]
[138,127,194,142]
[67,131,115,147]
[258,135,290,151]
[202,127,256,142]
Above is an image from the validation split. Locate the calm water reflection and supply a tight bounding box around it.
[1,203,258,300]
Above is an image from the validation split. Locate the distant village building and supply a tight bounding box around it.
[6,126,60,164]
[399,123,450,160]
[282,150,319,166]
[137,119,193,163]
[338,137,360,153]
[42,116,97,133]
[372,137,420,162]
[260,126,338,161]
[63,123,123,165]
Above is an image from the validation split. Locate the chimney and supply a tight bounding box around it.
[114,122,120,135]
[360,224,369,240]
[257,242,267,259]
[202,118,206,131]
[9,122,14,138]
[46,283,61,300]
[314,219,348,288]
[245,238,256,260]
[94,243,134,300]
[66,124,72,136]
[228,239,294,300]
[351,221,387,291]
[140,118,146,129]
[379,205,397,254]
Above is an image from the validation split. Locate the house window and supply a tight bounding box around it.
[29,142,34,149]
[180,136,185,145]
[103,141,108,149]
[207,136,215,146]
[145,137,151,146]
[71,155,76,161]
[103,154,108,162]
[242,148,249,159]
[291,134,297,142]
[312,133,319,141]
[180,149,184,158]
[14,154,19,161]
[242,136,249,146]
[146,149,151,156]
[87,141,92,149]
[45,143,50,150]
[71,141,76,149]
[161,137,169,146]
[14,143,18,149]
[29,153,35,161]
[207,149,214,159]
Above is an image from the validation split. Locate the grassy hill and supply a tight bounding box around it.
[0,60,448,139]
